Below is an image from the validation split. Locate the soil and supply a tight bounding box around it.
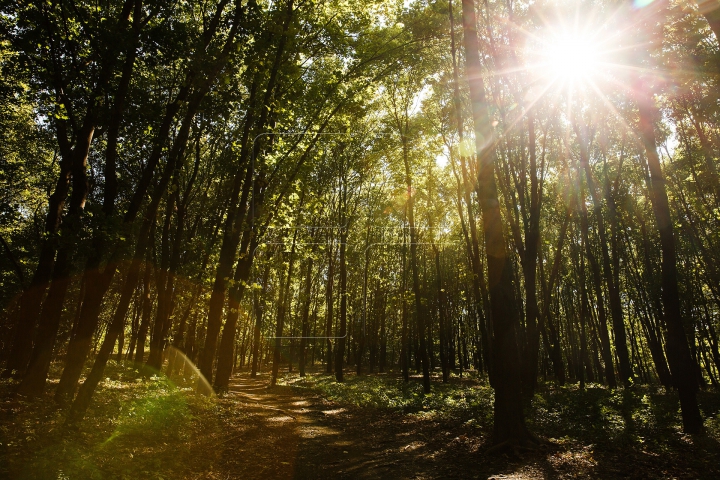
[207,374,531,479]
[2,369,720,479]
[193,373,720,479]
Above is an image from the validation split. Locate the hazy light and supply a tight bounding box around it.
[541,32,602,82]
[436,153,448,168]
[633,0,655,8]
[458,138,475,157]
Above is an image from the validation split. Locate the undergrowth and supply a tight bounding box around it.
[0,361,219,480]
[2,366,719,479]
[280,371,494,426]
[280,370,720,448]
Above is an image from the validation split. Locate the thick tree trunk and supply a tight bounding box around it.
[637,92,703,433]
[461,0,532,446]
[18,123,94,397]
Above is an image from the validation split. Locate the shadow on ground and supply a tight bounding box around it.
[2,366,719,479]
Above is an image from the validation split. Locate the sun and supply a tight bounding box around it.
[540,31,603,83]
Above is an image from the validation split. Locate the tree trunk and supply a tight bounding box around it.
[299,257,314,377]
[325,238,335,374]
[449,0,492,375]
[401,133,431,393]
[271,230,297,386]
[215,232,256,390]
[251,262,271,377]
[134,256,154,365]
[198,1,291,384]
[575,125,631,386]
[435,246,449,383]
[637,91,703,433]
[577,174,616,388]
[335,226,347,382]
[401,225,410,383]
[462,0,532,445]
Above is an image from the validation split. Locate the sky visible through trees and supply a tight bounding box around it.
[1,0,720,476]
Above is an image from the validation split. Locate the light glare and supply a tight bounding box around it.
[543,33,601,82]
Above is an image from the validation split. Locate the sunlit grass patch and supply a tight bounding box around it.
[1,362,220,480]
[283,372,720,451]
[102,375,191,445]
[279,371,494,425]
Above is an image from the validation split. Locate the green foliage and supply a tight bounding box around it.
[1,364,218,480]
[282,373,720,451]
[282,372,491,424]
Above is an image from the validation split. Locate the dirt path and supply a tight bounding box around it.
[205,373,545,480]
[3,370,717,479]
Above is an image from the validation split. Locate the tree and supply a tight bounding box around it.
[461,0,533,446]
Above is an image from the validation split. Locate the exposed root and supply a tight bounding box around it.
[485,433,549,456]
[485,439,515,455]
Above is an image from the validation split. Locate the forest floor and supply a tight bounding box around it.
[1,363,720,479]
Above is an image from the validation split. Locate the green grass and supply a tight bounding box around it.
[0,362,219,480]
[3,366,719,479]
[280,371,495,424]
[280,371,720,447]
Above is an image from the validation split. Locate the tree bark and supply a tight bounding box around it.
[198,1,292,384]
[325,236,335,374]
[335,223,347,382]
[299,257,314,377]
[461,0,531,445]
[637,90,703,433]
[271,229,297,386]
[575,125,631,386]
[134,254,154,365]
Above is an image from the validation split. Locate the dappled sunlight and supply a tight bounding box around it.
[399,440,425,452]
[2,368,719,478]
[321,408,347,415]
[266,415,295,423]
[2,0,720,478]
[0,362,221,479]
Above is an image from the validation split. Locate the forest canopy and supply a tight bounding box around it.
[1,0,720,473]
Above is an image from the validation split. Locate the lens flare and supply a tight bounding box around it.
[542,33,602,82]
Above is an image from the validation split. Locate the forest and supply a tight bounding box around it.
[1,0,720,477]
